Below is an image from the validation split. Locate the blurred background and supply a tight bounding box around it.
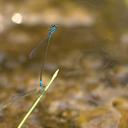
[0,0,128,128]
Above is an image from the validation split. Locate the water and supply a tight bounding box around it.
[0,1,128,127]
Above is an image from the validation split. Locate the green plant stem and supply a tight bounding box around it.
[17,69,59,128]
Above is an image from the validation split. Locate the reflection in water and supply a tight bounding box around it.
[11,13,23,24]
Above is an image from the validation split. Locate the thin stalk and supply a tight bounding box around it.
[17,69,59,128]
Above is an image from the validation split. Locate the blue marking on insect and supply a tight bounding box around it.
[48,25,57,39]
[40,80,43,89]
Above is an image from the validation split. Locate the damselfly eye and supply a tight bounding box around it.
[51,24,55,27]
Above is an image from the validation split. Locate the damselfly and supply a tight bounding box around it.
[0,24,57,111]
[29,24,57,89]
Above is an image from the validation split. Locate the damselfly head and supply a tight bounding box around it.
[50,24,57,31]
[51,24,57,27]
[49,24,60,31]
[48,24,57,38]
[51,24,59,27]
